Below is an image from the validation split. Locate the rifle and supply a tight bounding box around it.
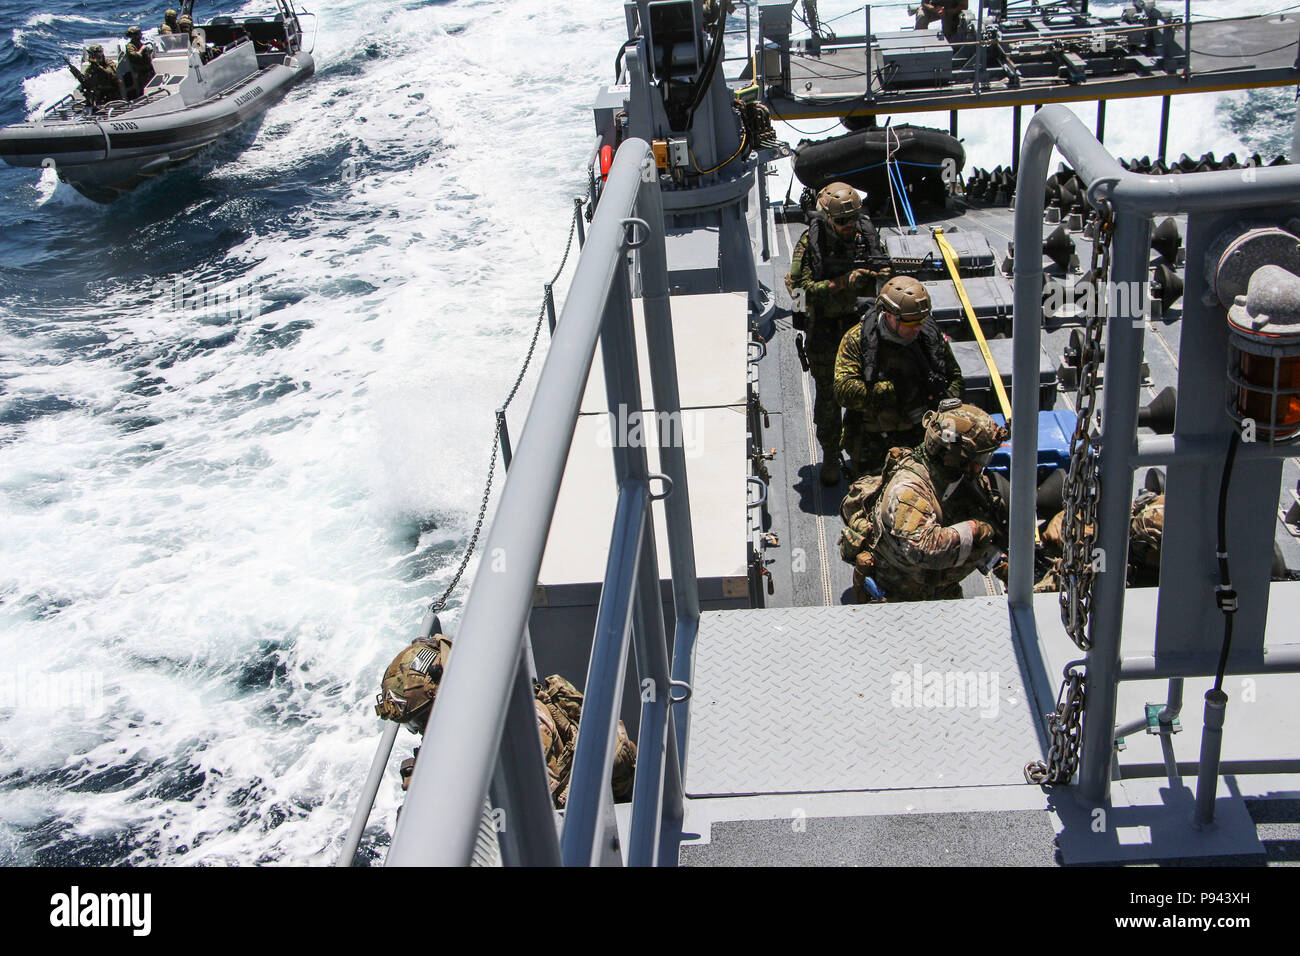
[63,56,93,98]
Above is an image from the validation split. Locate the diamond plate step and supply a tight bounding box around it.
[685,598,1043,796]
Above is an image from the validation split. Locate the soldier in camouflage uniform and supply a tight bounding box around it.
[82,46,122,107]
[832,275,963,477]
[124,26,155,93]
[786,182,891,486]
[376,634,636,807]
[848,400,1008,602]
[1033,491,1163,591]
[160,9,180,34]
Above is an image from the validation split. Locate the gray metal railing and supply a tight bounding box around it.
[385,139,697,866]
[1010,104,1300,807]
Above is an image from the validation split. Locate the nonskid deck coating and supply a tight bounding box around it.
[684,598,1045,796]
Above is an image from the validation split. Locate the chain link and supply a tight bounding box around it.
[428,203,583,615]
[1057,213,1112,653]
[1028,211,1114,785]
[1025,665,1087,785]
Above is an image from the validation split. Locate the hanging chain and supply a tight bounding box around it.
[1057,211,1112,653]
[1025,664,1086,785]
[428,204,583,615]
[1028,210,1113,786]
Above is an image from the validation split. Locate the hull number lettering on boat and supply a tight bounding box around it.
[233,86,264,107]
[110,121,140,131]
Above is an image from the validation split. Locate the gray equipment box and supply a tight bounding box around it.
[924,273,1015,337]
[951,336,1058,413]
[874,30,953,85]
[884,230,997,277]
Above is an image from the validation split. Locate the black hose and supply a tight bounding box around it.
[1212,430,1241,691]
[684,6,729,130]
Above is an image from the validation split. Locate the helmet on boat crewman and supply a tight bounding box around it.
[126,26,143,39]
[374,634,454,733]
[876,274,931,323]
[816,181,862,223]
[87,45,105,59]
[921,399,1008,476]
[165,8,177,16]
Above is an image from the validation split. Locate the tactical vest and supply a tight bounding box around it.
[858,309,952,405]
[805,211,887,281]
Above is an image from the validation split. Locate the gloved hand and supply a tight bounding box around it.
[969,520,995,550]
[854,550,875,573]
[828,273,853,294]
[870,380,897,401]
[849,268,874,291]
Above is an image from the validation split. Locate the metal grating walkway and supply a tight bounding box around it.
[685,598,1044,796]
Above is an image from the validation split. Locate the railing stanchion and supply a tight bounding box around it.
[544,282,557,336]
[575,196,586,246]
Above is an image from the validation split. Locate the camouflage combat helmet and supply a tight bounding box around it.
[375,634,453,732]
[165,8,178,17]
[178,14,193,27]
[817,182,862,222]
[126,26,143,38]
[921,399,1008,475]
[877,275,931,323]
[87,45,105,58]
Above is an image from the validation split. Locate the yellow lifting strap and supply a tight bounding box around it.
[932,227,1012,423]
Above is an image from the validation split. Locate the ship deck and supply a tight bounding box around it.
[656,168,1300,865]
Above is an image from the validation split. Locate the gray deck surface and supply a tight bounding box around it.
[685,599,1043,796]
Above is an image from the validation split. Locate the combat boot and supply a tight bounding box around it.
[820,450,842,486]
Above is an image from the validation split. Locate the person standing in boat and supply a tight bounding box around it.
[786,182,891,487]
[82,46,123,107]
[124,26,155,94]
[832,275,963,478]
[159,9,180,34]
[915,0,968,39]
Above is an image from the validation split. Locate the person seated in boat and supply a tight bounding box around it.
[832,276,963,478]
[375,633,636,807]
[786,182,892,487]
[915,0,968,39]
[841,400,1008,603]
[159,8,179,34]
[1034,490,1165,592]
[82,45,123,107]
[123,26,155,94]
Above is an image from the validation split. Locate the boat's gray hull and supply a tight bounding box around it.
[0,53,314,202]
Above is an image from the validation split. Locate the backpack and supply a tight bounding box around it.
[838,449,932,563]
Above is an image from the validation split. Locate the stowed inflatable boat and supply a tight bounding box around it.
[0,1,315,202]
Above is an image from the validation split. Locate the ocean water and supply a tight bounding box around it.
[0,0,1293,866]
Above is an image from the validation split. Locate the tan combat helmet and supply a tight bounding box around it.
[922,398,1009,473]
[817,182,862,222]
[375,634,454,733]
[126,26,142,39]
[877,275,931,324]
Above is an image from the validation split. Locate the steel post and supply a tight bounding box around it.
[489,644,563,866]
[1194,689,1228,825]
[1158,95,1170,163]
[636,174,699,785]
[496,407,512,470]
[387,143,654,867]
[545,282,557,335]
[336,720,400,866]
[1077,208,1151,805]
[560,482,646,866]
[1095,99,1105,144]
[1011,105,1021,172]
[575,196,587,246]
